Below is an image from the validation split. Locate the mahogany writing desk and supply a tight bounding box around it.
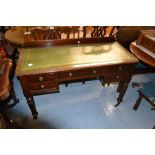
[16,42,138,119]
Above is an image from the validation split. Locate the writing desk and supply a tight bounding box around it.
[16,42,138,119]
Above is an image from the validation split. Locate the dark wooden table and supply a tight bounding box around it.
[130,41,155,67]
[116,26,155,49]
[4,27,47,47]
[16,41,138,119]
[4,27,25,47]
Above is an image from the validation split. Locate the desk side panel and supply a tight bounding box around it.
[18,74,59,96]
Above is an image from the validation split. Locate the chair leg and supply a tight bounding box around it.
[99,76,105,86]
[1,112,24,129]
[11,86,19,104]
[5,84,19,109]
[132,82,142,88]
[81,80,85,84]
[133,93,143,110]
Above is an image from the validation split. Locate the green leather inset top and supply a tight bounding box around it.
[20,42,137,73]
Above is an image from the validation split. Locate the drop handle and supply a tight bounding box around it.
[92,70,97,74]
[40,84,45,89]
[39,76,44,81]
[116,75,120,79]
[118,67,122,71]
[68,72,73,77]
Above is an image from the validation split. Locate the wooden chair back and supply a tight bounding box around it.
[23,26,118,47]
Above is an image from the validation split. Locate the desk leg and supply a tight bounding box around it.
[115,81,130,107]
[25,96,38,120]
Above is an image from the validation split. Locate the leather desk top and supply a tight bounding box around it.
[16,42,138,76]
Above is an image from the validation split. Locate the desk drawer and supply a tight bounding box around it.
[29,81,58,91]
[58,65,132,81]
[27,73,56,83]
[19,74,59,93]
[105,72,130,83]
[58,68,102,81]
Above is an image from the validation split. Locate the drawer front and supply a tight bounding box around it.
[105,72,131,83]
[27,73,56,83]
[58,65,133,81]
[58,68,102,81]
[19,73,59,94]
[29,81,58,91]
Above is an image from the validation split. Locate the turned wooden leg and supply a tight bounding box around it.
[133,92,143,110]
[2,84,19,109]
[82,81,85,84]
[10,86,19,107]
[115,81,130,107]
[25,96,38,120]
[117,82,122,93]
[99,76,105,86]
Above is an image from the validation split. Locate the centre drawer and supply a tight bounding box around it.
[58,68,103,81]
[57,65,132,81]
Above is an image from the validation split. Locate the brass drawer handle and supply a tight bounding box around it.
[92,70,96,74]
[68,72,73,77]
[40,84,45,89]
[118,67,122,71]
[116,75,120,79]
[39,76,44,82]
